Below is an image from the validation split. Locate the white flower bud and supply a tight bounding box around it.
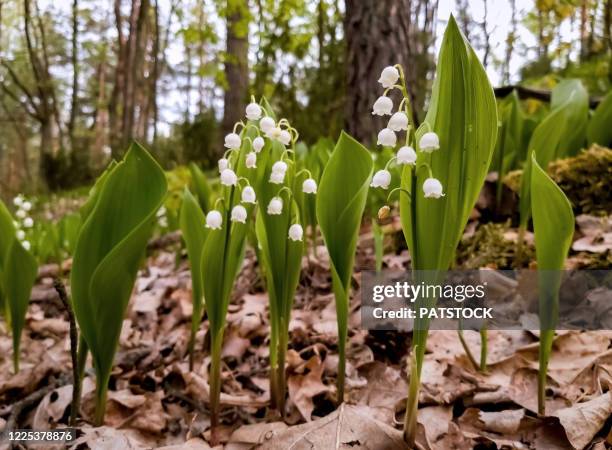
[288,224,303,241]
[246,152,257,169]
[231,205,248,223]
[388,112,409,131]
[224,132,241,149]
[423,178,445,198]
[22,201,32,212]
[253,136,265,153]
[23,217,33,228]
[302,178,317,194]
[279,129,292,146]
[267,197,283,215]
[396,146,417,165]
[372,96,394,116]
[245,102,262,121]
[158,216,168,228]
[419,132,440,153]
[16,229,25,241]
[241,186,257,204]
[206,210,223,229]
[22,240,31,251]
[218,158,229,172]
[269,170,285,184]
[157,206,167,218]
[272,160,288,174]
[259,117,275,134]
[266,126,283,141]
[370,169,392,189]
[377,128,397,147]
[378,66,400,89]
[220,168,238,186]
[16,209,26,219]
[13,196,23,207]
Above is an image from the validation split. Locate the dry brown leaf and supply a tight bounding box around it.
[554,392,612,450]
[32,384,73,429]
[417,405,452,445]
[227,421,288,448]
[69,426,155,449]
[257,404,410,449]
[157,438,213,449]
[287,354,330,421]
[352,361,407,422]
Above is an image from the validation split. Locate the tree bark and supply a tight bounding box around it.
[222,0,249,142]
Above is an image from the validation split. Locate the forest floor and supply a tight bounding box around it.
[1,172,612,449]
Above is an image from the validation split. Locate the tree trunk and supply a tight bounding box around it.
[344,0,435,146]
[222,0,249,142]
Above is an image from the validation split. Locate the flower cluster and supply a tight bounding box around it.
[12,194,33,250]
[369,65,445,200]
[207,99,318,242]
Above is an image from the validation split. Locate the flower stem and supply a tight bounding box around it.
[93,369,110,426]
[403,344,421,446]
[209,331,223,446]
[538,329,554,416]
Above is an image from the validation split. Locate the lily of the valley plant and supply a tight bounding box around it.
[370,16,497,446]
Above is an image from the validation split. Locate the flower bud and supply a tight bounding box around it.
[245,102,262,121]
[378,205,391,220]
[241,186,257,204]
[16,229,26,241]
[16,209,26,219]
[279,129,292,146]
[218,158,229,172]
[259,116,275,134]
[302,178,317,194]
[253,136,265,153]
[423,178,444,198]
[267,197,283,215]
[266,126,283,141]
[220,168,238,186]
[377,128,397,147]
[246,152,257,169]
[396,146,417,165]
[23,217,33,228]
[13,196,23,207]
[206,210,223,229]
[288,223,303,241]
[370,169,392,189]
[372,96,394,116]
[224,132,241,149]
[231,205,248,223]
[378,66,400,89]
[22,240,31,251]
[269,170,285,184]
[419,132,440,153]
[22,201,32,212]
[272,160,288,174]
[388,111,409,131]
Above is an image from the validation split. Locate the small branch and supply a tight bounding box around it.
[52,278,79,426]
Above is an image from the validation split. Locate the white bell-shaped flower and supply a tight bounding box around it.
[22,240,31,251]
[267,197,283,215]
[253,136,265,153]
[377,128,397,147]
[23,217,33,228]
[231,205,248,223]
[218,158,229,172]
[288,224,303,242]
[241,186,256,204]
[372,96,393,116]
[259,117,275,134]
[16,209,26,219]
[16,229,25,241]
[378,66,400,89]
[205,210,223,229]
[279,129,292,146]
[269,170,285,184]
[388,112,409,131]
[266,126,283,141]
[224,132,241,149]
[220,168,238,186]
[245,102,262,121]
[396,146,417,165]
[370,169,392,189]
[13,195,23,207]
[302,178,317,194]
[423,178,445,198]
[419,132,440,153]
[272,160,288,174]
[22,201,32,212]
[246,152,257,169]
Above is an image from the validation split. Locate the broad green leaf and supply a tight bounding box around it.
[400,15,497,272]
[179,188,208,367]
[587,90,612,147]
[3,239,37,372]
[189,162,213,212]
[550,79,588,157]
[0,200,16,317]
[316,131,372,400]
[530,153,574,414]
[71,142,167,423]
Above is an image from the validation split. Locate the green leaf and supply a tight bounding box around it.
[316,131,373,400]
[189,162,213,212]
[550,79,588,157]
[70,142,167,424]
[587,90,612,147]
[179,188,208,367]
[400,15,497,271]
[0,200,16,317]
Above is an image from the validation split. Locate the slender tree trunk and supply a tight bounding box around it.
[502,0,516,84]
[222,0,249,142]
[69,0,79,146]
